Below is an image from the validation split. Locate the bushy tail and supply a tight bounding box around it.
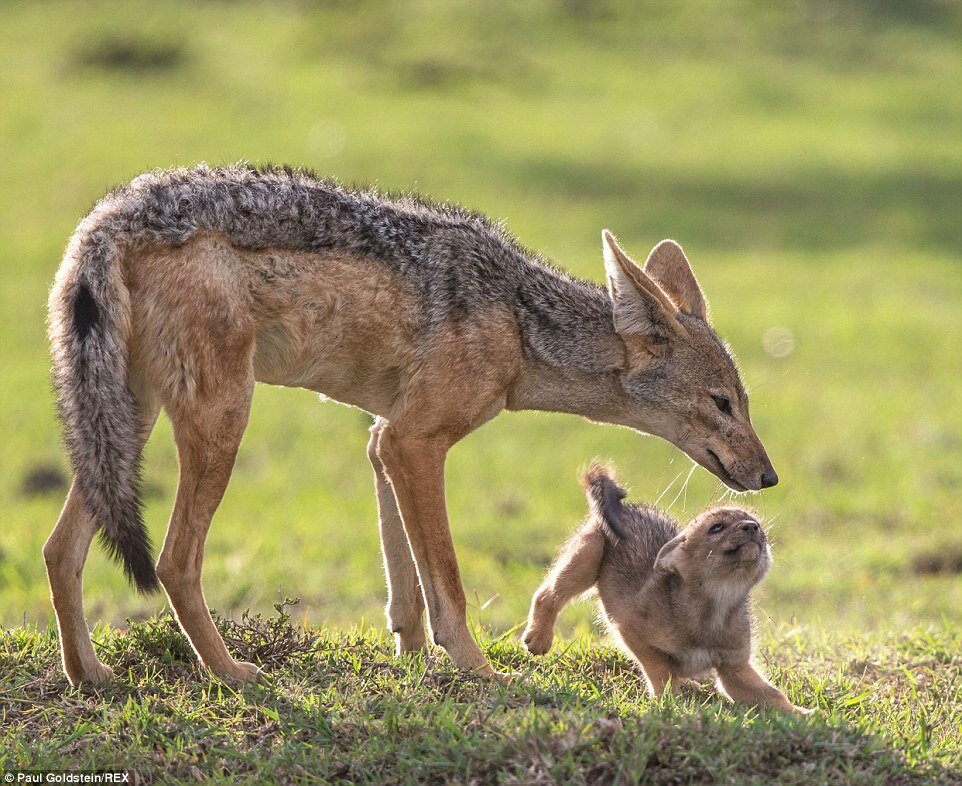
[581,463,629,542]
[49,217,159,593]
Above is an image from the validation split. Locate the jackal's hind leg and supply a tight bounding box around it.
[44,407,158,687]
[368,420,426,655]
[157,374,258,683]
[523,528,605,655]
[44,481,115,686]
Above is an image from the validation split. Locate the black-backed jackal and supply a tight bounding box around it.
[46,164,776,685]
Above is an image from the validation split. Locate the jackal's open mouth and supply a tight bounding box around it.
[706,450,748,492]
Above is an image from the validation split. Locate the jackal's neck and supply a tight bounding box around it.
[505,360,631,424]
[506,276,633,424]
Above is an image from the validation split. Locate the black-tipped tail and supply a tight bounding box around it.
[581,463,629,542]
[93,466,159,595]
[53,265,160,595]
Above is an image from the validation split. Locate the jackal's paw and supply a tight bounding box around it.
[522,625,553,655]
[394,632,427,656]
[470,664,522,683]
[219,660,262,684]
[69,662,114,688]
[792,705,816,716]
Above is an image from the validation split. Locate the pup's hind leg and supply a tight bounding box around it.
[157,373,257,683]
[43,406,158,686]
[523,527,605,655]
[368,419,426,655]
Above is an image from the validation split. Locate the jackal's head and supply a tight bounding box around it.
[601,230,777,492]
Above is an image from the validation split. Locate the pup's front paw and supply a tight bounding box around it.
[522,625,553,655]
[792,705,816,716]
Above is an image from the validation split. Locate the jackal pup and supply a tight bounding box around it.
[524,465,808,713]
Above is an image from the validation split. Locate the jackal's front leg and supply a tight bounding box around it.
[368,420,426,655]
[375,427,494,675]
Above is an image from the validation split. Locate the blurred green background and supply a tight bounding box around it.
[1,0,960,639]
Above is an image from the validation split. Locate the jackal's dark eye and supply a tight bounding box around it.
[708,522,725,534]
[712,395,732,416]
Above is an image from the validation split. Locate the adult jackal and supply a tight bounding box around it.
[46,164,776,685]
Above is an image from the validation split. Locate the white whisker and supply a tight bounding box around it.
[654,469,685,506]
[667,463,697,510]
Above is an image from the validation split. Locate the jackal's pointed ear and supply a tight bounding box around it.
[654,533,686,575]
[644,240,708,322]
[602,230,686,343]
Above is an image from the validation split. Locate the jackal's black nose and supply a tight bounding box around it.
[760,468,779,489]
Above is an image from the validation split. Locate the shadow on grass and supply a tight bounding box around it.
[505,158,962,253]
[502,154,962,255]
[70,35,187,73]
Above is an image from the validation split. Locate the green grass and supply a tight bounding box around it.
[2,610,960,784]
[0,0,960,781]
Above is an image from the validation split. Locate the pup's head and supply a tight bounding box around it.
[600,230,777,492]
[653,506,771,592]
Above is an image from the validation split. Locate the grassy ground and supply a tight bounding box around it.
[1,0,961,782]
[2,609,960,784]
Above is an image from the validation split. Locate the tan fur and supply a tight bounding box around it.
[370,311,522,674]
[524,485,810,714]
[48,233,530,683]
[367,420,425,654]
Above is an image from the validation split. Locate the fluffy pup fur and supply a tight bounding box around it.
[524,465,809,713]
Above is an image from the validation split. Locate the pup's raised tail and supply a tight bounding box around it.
[581,463,629,542]
[48,210,159,593]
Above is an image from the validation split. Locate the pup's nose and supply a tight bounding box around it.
[760,468,778,488]
[740,522,760,533]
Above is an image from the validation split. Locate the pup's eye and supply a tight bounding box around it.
[708,522,725,534]
[712,395,733,416]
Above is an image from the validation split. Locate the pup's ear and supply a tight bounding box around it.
[602,230,687,345]
[644,240,708,322]
[654,533,686,574]
[581,463,628,542]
